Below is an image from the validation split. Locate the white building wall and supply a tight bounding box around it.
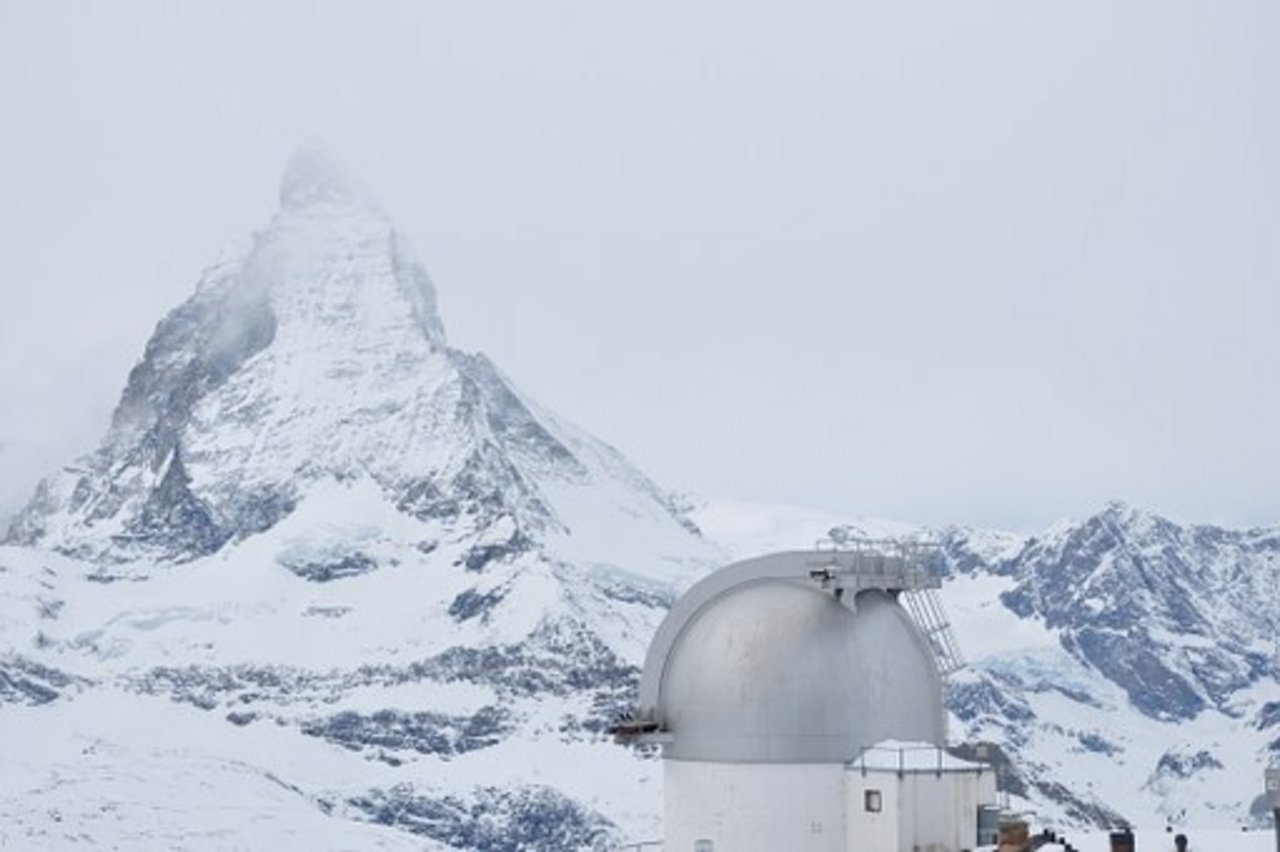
[899,771,989,851]
[664,760,846,852]
[846,768,997,852]
[844,773,899,852]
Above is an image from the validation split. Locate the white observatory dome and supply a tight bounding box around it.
[637,552,947,763]
[616,551,982,852]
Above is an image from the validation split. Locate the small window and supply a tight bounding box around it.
[864,789,883,813]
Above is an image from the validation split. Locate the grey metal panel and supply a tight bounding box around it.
[639,550,946,763]
[638,550,938,718]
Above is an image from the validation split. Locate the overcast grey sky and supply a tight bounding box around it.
[1,0,1276,532]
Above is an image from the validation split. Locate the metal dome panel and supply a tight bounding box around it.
[627,550,948,763]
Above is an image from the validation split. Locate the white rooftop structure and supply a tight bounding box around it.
[617,547,994,852]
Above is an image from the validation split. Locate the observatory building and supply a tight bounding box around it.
[616,548,999,852]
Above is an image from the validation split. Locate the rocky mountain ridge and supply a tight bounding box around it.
[823,500,1280,828]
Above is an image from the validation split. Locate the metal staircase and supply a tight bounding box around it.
[900,586,966,677]
[816,535,966,678]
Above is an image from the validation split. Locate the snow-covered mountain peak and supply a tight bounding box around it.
[983,502,1280,729]
[255,175,446,349]
[1098,498,1170,535]
[1,147,724,849]
[279,142,364,211]
[6,150,706,576]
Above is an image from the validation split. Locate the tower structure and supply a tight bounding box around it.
[616,547,994,852]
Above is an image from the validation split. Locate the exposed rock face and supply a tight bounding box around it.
[993,503,1280,721]
[0,655,84,706]
[829,504,1280,829]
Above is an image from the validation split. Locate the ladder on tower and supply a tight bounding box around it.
[900,587,966,677]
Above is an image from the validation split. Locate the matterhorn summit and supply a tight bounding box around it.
[0,147,717,849]
[8,146,704,575]
[278,142,369,210]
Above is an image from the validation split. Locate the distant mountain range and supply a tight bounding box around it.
[2,148,1276,849]
[728,501,1280,829]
